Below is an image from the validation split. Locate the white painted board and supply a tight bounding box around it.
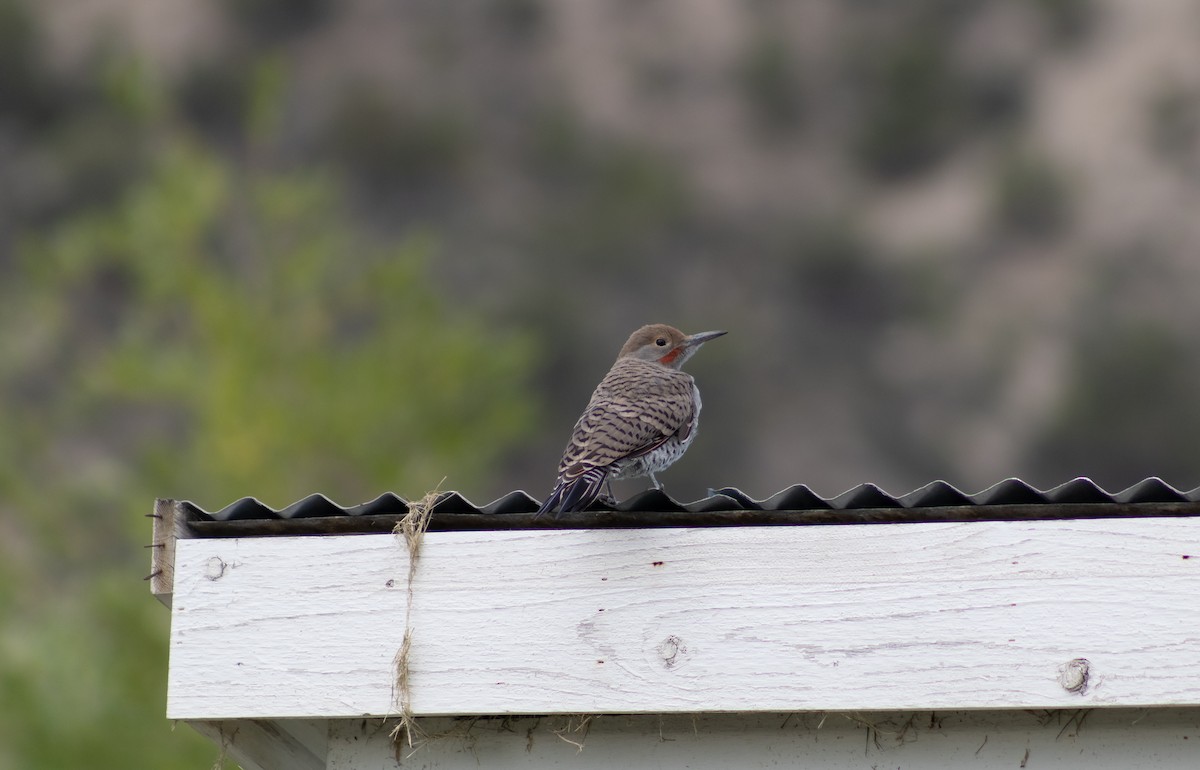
[167,519,1200,720]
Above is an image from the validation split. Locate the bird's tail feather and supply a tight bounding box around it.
[535,468,609,518]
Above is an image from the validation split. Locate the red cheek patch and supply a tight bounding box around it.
[658,348,682,364]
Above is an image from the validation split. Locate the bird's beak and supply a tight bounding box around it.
[685,330,727,348]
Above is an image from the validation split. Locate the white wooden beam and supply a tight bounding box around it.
[276,719,330,761]
[168,519,1200,720]
[325,709,1200,770]
[186,719,325,770]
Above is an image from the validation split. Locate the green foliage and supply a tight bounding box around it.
[1031,323,1200,488]
[526,111,689,268]
[326,88,472,191]
[992,150,1073,239]
[223,0,332,42]
[17,142,535,505]
[850,28,956,179]
[178,58,255,141]
[788,219,902,337]
[0,142,535,768]
[485,0,547,41]
[738,34,805,131]
[844,4,1032,180]
[0,0,52,123]
[961,64,1028,129]
[0,576,235,769]
[1147,81,1200,165]
[1031,0,1097,43]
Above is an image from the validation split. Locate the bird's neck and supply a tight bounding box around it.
[617,355,680,372]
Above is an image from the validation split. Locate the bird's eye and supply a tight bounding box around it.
[655,337,667,346]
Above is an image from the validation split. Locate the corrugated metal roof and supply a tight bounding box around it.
[174,477,1200,537]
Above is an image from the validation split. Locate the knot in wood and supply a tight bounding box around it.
[1058,658,1091,694]
[658,635,687,669]
[204,556,228,581]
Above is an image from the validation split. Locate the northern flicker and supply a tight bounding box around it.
[536,324,726,516]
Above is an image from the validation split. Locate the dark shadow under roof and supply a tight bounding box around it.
[172,477,1200,537]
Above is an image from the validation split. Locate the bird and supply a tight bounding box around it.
[536,324,726,517]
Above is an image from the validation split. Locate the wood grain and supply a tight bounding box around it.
[167,518,1200,719]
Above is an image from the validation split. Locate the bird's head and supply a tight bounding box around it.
[617,324,727,370]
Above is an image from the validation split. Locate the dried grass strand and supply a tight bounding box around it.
[388,485,441,758]
[552,715,593,753]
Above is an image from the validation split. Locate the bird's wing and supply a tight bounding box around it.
[556,360,696,480]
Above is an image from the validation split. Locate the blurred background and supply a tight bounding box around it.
[2,0,1200,766]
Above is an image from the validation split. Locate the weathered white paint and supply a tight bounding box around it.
[168,519,1200,720]
[326,709,1200,770]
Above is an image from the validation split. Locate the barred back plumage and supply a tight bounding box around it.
[536,324,725,517]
